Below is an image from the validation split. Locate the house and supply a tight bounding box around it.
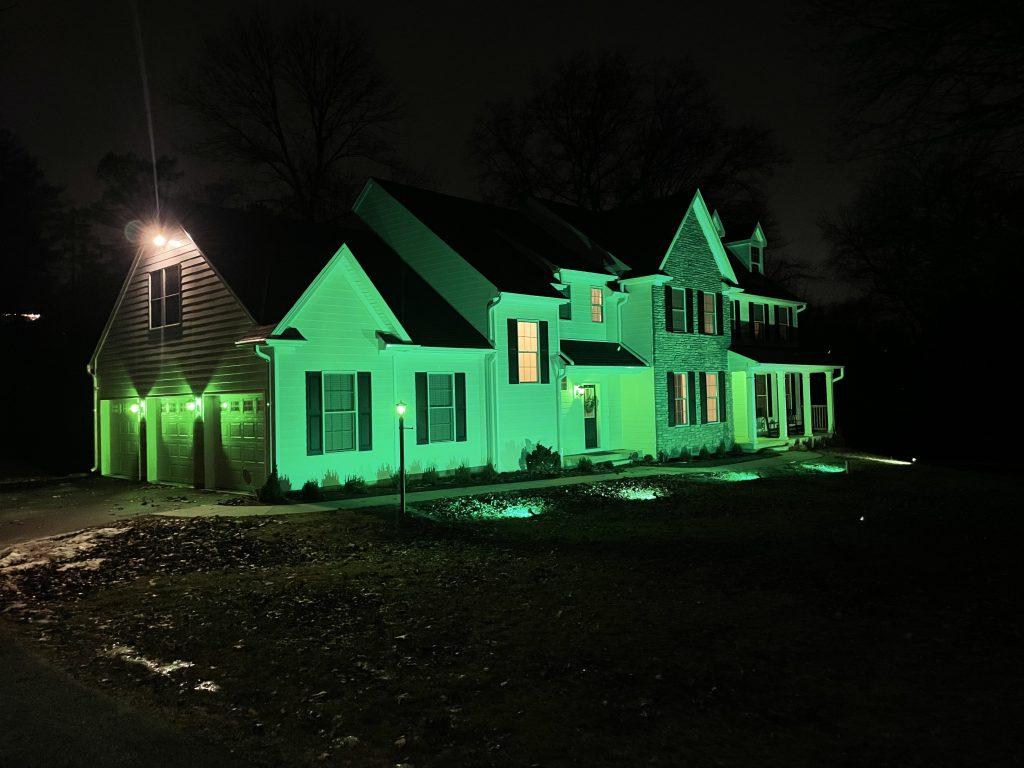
[89,182,841,493]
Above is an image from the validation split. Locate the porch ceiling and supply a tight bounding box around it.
[729,345,841,367]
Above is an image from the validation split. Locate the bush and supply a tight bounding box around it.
[525,443,561,476]
[453,463,472,485]
[257,471,288,504]
[698,446,711,460]
[300,480,322,501]
[420,466,440,486]
[715,440,728,458]
[576,457,594,473]
[477,463,499,482]
[342,475,367,494]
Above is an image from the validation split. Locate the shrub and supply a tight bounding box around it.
[453,463,472,485]
[525,443,561,476]
[257,471,288,504]
[342,475,367,494]
[657,450,668,464]
[576,457,594,473]
[477,463,499,482]
[420,466,440,486]
[715,439,728,458]
[300,480,322,501]
[698,445,711,460]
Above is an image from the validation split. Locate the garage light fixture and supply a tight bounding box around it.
[221,401,229,410]
[152,234,167,247]
[129,402,141,415]
[185,400,196,411]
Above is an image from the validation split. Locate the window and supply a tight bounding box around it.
[427,373,455,442]
[323,373,356,452]
[702,292,717,334]
[668,287,686,331]
[673,373,688,425]
[750,246,762,273]
[149,264,181,328]
[705,373,720,423]
[590,287,604,322]
[517,320,539,383]
[778,306,792,340]
[752,304,766,340]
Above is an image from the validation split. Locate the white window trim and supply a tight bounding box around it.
[322,372,357,453]
[148,264,182,330]
[427,372,455,443]
[673,372,689,426]
[590,287,604,323]
[705,372,720,424]
[517,319,540,383]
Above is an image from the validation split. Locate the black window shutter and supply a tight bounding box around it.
[718,371,727,422]
[696,290,705,334]
[733,300,740,331]
[687,371,697,425]
[415,372,429,444]
[699,372,709,423]
[685,288,694,333]
[664,285,674,332]
[559,286,572,320]
[715,293,724,335]
[455,372,467,441]
[539,321,550,383]
[357,371,372,451]
[667,371,676,426]
[507,318,519,384]
[305,371,323,455]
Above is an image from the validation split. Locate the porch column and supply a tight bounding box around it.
[775,372,788,441]
[801,372,813,437]
[825,370,835,433]
[746,371,757,448]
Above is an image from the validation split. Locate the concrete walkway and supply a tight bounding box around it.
[157,451,825,519]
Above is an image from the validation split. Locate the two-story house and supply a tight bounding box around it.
[89,181,841,492]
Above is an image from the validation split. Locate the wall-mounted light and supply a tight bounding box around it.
[221,400,229,410]
[573,385,585,397]
[152,234,167,247]
[185,400,196,411]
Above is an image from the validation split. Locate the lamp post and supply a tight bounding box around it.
[396,402,407,521]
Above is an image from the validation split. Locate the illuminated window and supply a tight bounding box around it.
[323,373,356,452]
[705,372,720,423]
[703,292,717,334]
[427,373,454,442]
[673,373,688,425]
[517,320,539,383]
[149,264,181,328]
[590,287,604,322]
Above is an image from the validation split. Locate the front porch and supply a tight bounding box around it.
[728,361,842,451]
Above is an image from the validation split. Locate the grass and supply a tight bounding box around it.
[3,458,1022,767]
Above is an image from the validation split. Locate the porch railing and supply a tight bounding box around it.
[811,404,829,432]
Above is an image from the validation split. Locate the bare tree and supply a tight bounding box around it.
[178,7,400,221]
[469,52,786,212]
[810,0,1024,170]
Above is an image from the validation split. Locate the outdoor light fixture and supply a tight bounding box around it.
[129,403,141,415]
[396,402,408,521]
[573,384,585,397]
[396,402,407,416]
[152,234,167,247]
[185,400,196,411]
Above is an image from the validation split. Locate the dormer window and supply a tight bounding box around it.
[750,246,763,274]
[590,287,604,322]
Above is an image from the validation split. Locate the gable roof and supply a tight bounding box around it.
[371,180,614,298]
[725,254,801,302]
[168,202,487,349]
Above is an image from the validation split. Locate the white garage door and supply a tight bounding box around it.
[156,396,195,485]
[107,399,140,479]
[214,393,266,491]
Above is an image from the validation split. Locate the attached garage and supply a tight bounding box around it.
[207,392,267,492]
[103,398,140,479]
[155,396,197,486]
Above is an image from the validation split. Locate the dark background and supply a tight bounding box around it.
[1,1,1016,475]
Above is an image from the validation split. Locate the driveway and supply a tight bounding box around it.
[0,475,230,549]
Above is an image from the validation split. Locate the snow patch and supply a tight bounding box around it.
[106,643,195,676]
[194,680,221,692]
[0,527,129,580]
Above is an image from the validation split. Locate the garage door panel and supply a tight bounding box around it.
[213,393,266,492]
[157,397,195,486]
[106,399,140,479]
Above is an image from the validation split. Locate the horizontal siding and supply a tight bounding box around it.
[620,282,654,361]
[558,277,620,343]
[94,230,267,401]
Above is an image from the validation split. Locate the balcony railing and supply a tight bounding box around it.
[811,404,829,432]
[732,320,799,346]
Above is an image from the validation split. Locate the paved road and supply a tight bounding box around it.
[1,476,243,768]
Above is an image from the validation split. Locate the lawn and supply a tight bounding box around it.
[2,457,1022,767]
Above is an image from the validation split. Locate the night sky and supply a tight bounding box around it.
[1,0,856,300]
